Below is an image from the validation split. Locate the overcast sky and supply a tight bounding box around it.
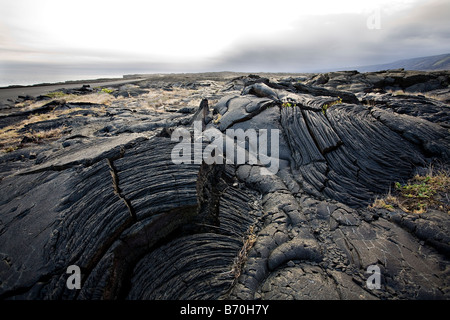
[1,0,449,84]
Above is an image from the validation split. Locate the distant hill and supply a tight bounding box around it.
[354,53,450,72]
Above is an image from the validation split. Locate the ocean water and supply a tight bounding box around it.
[0,73,125,88]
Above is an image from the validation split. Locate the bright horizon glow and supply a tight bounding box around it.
[0,0,422,63]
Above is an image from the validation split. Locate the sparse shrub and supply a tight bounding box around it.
[100,88,114,94]
[322,96,342,114]
[23,127,66,144]
[281,102,297,108]
[1,127,66,153]
[3,146,18,153]
[369,168,450,214]
[369,198,395,211]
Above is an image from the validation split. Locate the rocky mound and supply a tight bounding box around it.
[0,70,449,300]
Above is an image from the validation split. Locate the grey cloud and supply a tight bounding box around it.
[211,14,379,71]
[210,0,450,72]
[385,0,450,39]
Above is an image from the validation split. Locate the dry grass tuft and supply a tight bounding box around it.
[1,127,66,152]
[231,225,257,279]
[67,92,116,106]
[370,167,450,214]
[213,113,222,124]
[369,197,395,212]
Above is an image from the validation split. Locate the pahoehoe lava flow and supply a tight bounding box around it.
[0,70,449,300]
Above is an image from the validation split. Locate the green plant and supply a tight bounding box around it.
[322,97,342,114]
[369,169,449,214]
[395,179,435,199]
[281,102,296,108]
[100,88,114,94]
[3,146,18,153]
